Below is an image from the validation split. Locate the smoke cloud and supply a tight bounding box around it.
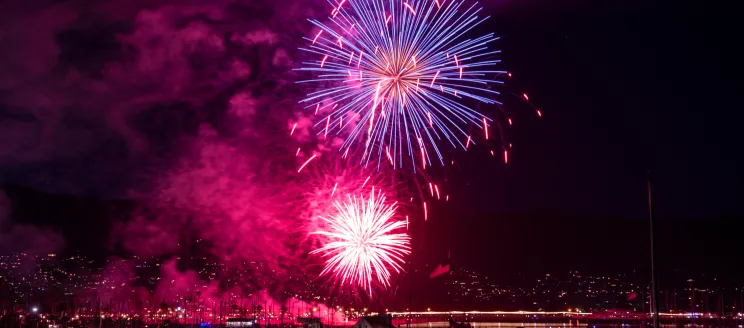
[1,0,316,299]
[0,0,416,305]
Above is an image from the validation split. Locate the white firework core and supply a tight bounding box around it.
[310,188,410,294]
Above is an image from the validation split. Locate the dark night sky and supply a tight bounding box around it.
[470,0,741,220]
[420,0,742,280]
[1,0,741,284]
[419,0,743,282]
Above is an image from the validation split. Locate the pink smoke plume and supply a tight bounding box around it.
[76,257,345,324]
[117,123,305,271]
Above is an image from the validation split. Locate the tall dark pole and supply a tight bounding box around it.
[648,171,660,328]
[408,259,413,328]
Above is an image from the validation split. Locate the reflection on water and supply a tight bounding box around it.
[405,323,575,328]
[399,322,743,328]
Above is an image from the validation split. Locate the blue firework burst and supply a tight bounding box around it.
[298,0,505,171]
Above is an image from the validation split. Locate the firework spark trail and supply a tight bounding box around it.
[297,154,318,173]
[310,188,410,294]
[298,0,505,170]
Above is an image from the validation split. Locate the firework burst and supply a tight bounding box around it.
[299,0,505,170]
[310,188,410,294]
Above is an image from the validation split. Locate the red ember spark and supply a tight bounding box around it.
[297,154,318,173]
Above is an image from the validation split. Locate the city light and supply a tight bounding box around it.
[2,253,742,326]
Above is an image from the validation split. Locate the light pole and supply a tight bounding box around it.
[688,279,695,312]
[648,171,660,328]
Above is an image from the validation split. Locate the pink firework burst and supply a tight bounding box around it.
[310,188,410,294]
